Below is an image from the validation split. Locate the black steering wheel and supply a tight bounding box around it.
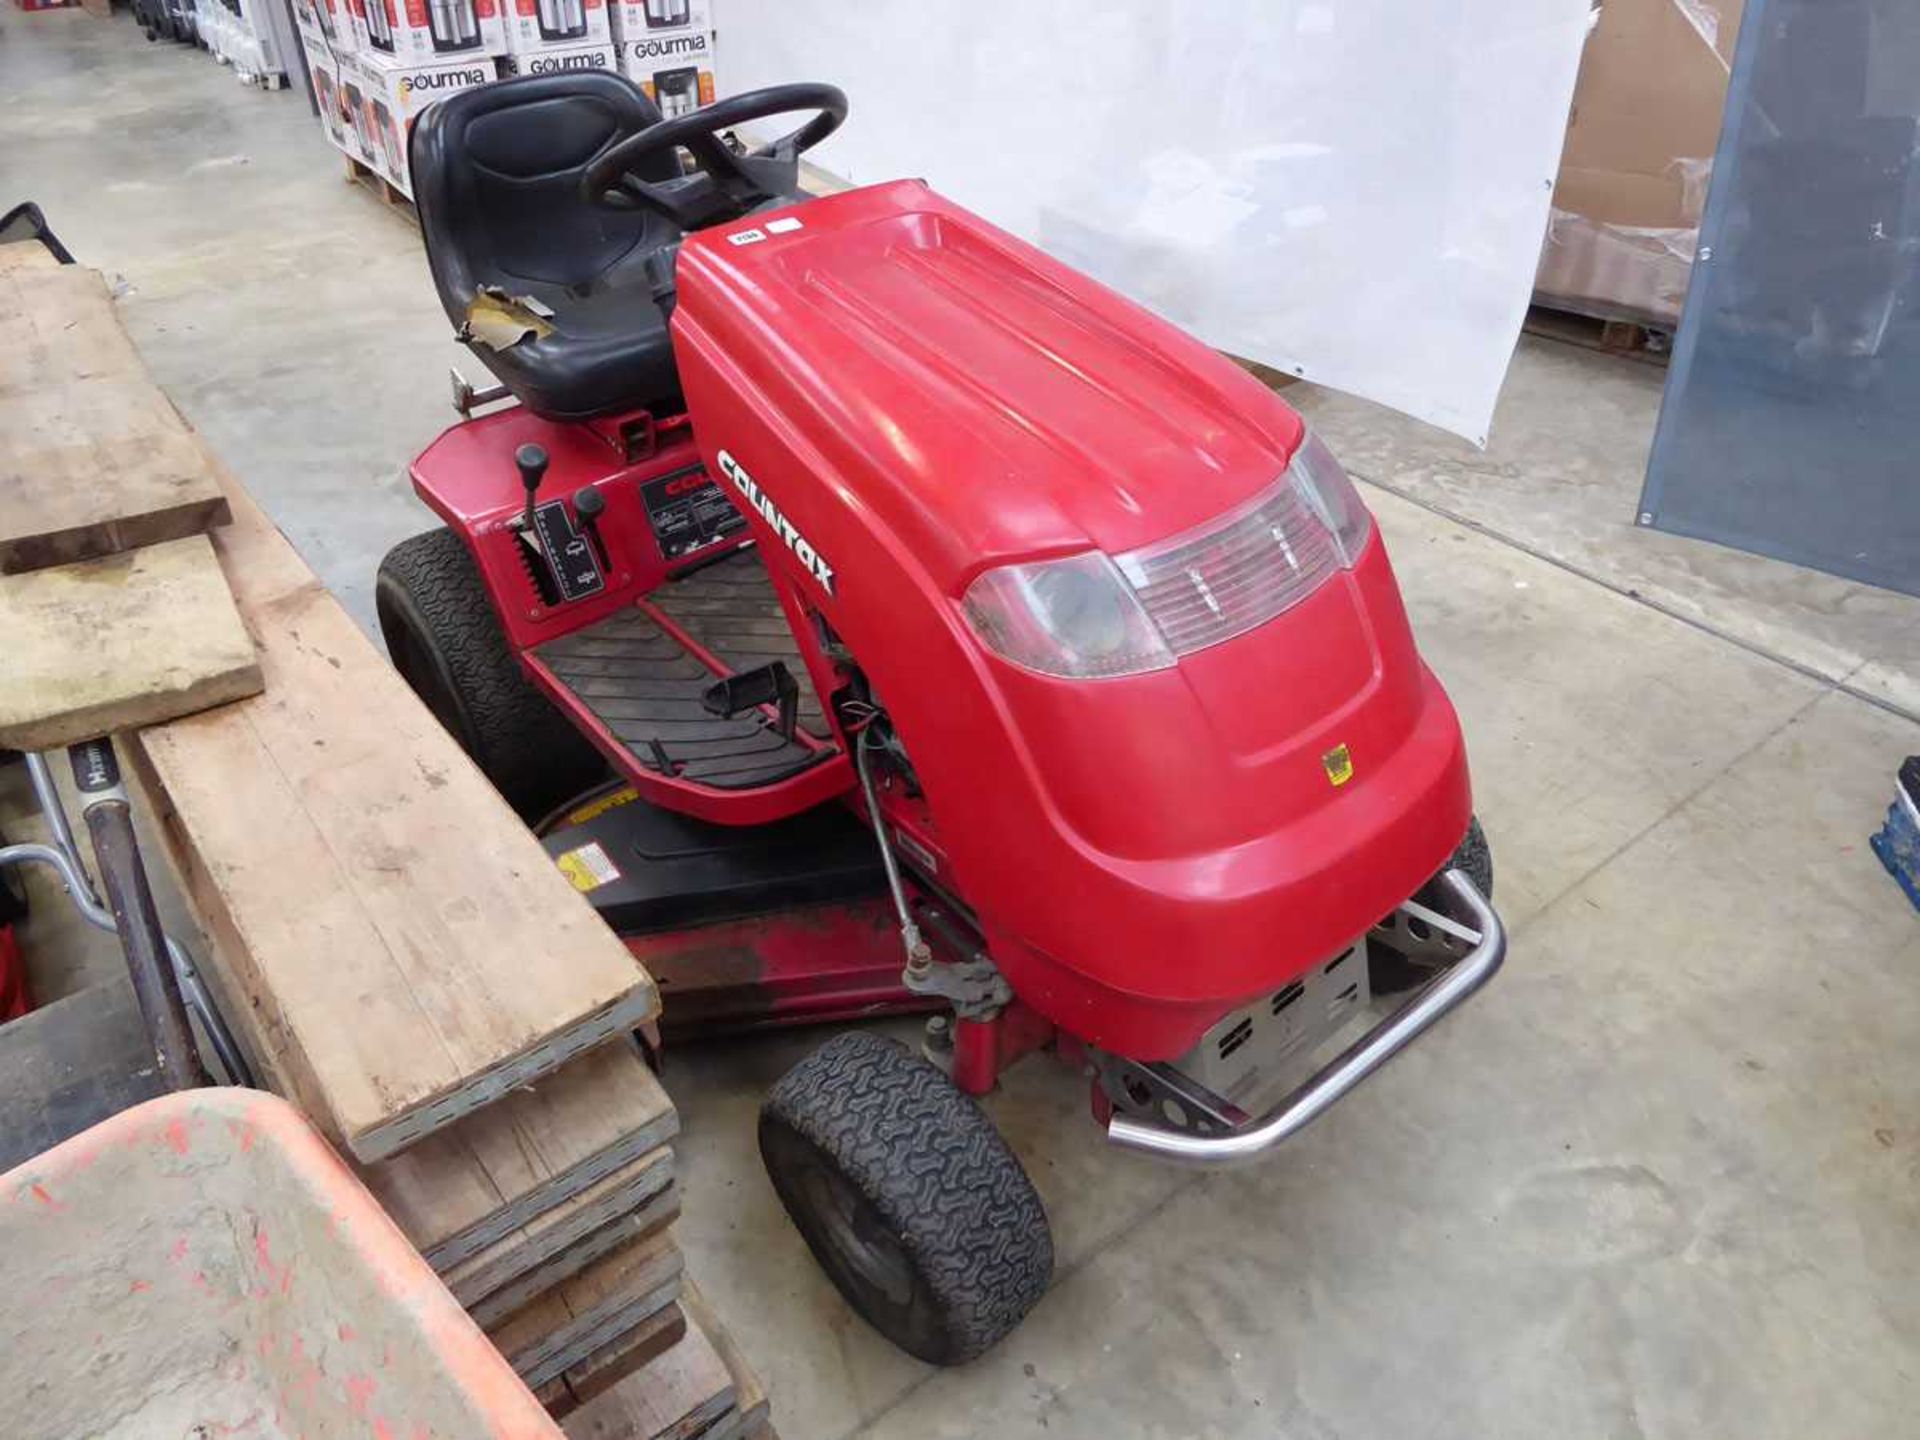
[582,82,849,230]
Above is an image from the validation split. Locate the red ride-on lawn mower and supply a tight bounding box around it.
[378,74,1506,1364]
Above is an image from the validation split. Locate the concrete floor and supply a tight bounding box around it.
[6,10,1920,1439]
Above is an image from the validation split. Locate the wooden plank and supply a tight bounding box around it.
[491,1228,685,1393]
[0,243,61,278]
[559,1308,736,1440]
[460,1163,680,1326]
[132,889,684,1300]
[509,1279,687,1396]
[0,533,262,750]
[547,1303,689,1416]
[0,265,143,391]
[679,1282,769,1440]
[0,259,229,573]
[366,1042,679,1272]
[133,858,681,1326]
[131,472,660,1162]
[416,1126,677,1279]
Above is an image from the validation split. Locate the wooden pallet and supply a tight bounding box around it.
[343,154,419,228]
[1523,302,1672,365]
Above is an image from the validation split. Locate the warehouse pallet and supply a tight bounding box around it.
[343,153,419,227]
[1523,302,1671,365]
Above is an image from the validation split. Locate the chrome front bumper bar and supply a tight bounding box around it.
[1105,868,1505,1166]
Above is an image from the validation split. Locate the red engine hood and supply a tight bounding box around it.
[674,180,1303,585]
[669,180,1471,1059]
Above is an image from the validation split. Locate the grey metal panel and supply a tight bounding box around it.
[0,980,169,1173]
[1641,0,1920,597]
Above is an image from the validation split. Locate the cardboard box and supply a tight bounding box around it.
[352,0,505,63]
[606,0,706,44]
[333,51,382,166]
[616,39,715,117]
[612,22,713,96]
[335,0,367,51]
[294,0,355,51]
[354,50,500,195]
[499,38,616,77]
[1536,0,1743,325]
[301,37,354,153]
[500,0,610,54]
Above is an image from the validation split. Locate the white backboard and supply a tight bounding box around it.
[717,0,1591,443]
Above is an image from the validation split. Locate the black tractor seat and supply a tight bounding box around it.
[409,72,688,422]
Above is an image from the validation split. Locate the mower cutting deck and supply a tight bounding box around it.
[377,72,1507,1366]
[536,780,920,1036]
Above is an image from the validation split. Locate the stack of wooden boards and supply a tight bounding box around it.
[1,241,772,1438]
[0,242,262,750]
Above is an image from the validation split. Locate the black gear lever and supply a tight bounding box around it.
[513,442,606,605]
[574,485,607,568]
[515,442,558,598]
[516,442,548,541]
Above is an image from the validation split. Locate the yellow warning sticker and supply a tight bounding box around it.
[556,841,621,893]
[1322,743,1355,787]
[560,786,639,827]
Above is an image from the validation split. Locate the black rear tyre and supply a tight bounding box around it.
[760,1030,1053,1365]
[1368,816,1494,995]
[375,528,605,822]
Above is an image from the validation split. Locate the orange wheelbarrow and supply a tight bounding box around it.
[1,1088,563,1439]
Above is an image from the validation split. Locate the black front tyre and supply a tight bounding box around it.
[759,1031,1053,1366]
[1368,816,1494,995]
[375,528,605,822]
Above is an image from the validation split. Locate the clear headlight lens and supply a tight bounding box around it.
[962,431,1372,677]
[961,550,1176,679]
[1286,430,1373,566]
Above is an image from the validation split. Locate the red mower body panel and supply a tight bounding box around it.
[670,181,1472,1059]
[410,408,853,824]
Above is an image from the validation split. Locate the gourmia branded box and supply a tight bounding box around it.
[293,0,355,51]
[301,36,357,155]
[615,32,716,117]
[606,0,707,44]
[501,0,610,54]
[355,52,499,196]
[352,0,506,63]
[499,39,616,76]
[332,51,382,165]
